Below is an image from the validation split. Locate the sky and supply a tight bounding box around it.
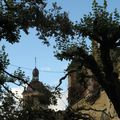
[1,0,120,110]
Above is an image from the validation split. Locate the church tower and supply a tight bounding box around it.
[22,66,51,110]
[67,41,101,105]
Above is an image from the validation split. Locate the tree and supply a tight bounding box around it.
[0,0,74,44]
[1,0,120,118]
[0,87,58,120]
[55,0,120,117]
[0,91,18,120]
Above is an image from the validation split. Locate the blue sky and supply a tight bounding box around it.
[1,0,120,110]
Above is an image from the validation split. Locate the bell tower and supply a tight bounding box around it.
[22,63,51,110]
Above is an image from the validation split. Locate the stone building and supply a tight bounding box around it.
[67,42,120,120]
[68,62,100,106]
[22,66,51,110]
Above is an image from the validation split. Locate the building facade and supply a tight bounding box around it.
[67,42,120,119]
[22,67,51,110]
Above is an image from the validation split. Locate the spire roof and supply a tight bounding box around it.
[32,67,39,77]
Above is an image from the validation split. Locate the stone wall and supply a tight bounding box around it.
[72,91,120,120]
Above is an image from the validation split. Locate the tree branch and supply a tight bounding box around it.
[55,69,76,90]
[2,84,19,100]
[3,0,10,9]
[77,107,114,119]
[1,68,36,91]
[1,68,29,86]
[55,69,81,91]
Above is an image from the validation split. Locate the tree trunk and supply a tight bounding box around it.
[99,46,120,117]
[78,46,120,117]
[103,82,120,118]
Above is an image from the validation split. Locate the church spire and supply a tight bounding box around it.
[32,57,39,81]
[35,57,37,67]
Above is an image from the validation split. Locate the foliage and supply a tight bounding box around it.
[0,91,17,120]
[74,0,120,48]
[1,0,120,118]
[0,45,9,87]
[0,91,95,120]
[54,0,120,118]
[0,46,58,118]
[0,0,74,45]
[23,83,58,107]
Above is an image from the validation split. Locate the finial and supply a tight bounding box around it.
[35,57,37,67]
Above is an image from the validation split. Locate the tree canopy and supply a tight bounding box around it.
[1,0,120,118]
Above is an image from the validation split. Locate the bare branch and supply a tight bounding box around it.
[77,107,114,119]
[1,68,29,86]
[3,0,10,9]
[2,84,19,100]
[12,82,25,88]
[1,68,36,91]
[55,69,77,90]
